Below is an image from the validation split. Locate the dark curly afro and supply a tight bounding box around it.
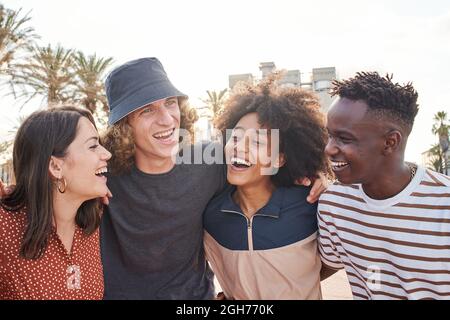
[215,77,330,187]
[331,72,419,134]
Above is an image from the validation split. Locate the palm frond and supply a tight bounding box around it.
[72,51,113,113]
[0,4,38,75]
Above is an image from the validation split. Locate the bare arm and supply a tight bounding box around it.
[296,172,329,203]
[0,179,12,198]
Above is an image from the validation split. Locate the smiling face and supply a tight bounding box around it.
[127,97,181,163]
[325,97,387,185]
[225,112,283,187]
[57,117,112,200]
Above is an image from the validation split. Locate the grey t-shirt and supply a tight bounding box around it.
[101,143,226,299]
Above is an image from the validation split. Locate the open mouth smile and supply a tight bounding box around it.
[152,128,176,144]
[95,167,108,181]
[331,160,349,172]
[230,157,253,171]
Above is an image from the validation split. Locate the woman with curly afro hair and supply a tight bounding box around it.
[203,77,333,300]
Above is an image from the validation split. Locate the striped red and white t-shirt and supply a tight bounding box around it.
[318,165,450,300]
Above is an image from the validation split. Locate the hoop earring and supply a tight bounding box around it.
[57,178,67,194]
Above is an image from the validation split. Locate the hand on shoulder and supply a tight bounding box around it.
[295,172,329,203]
[0,179,14,199]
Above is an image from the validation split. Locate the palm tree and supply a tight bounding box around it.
[201,89,228,121]
[426,144,444,173]
[7,114,26,134]
[9,44,76,106]
[0,114,26,152]
[0,4,38,75]
[73,51,113,113]
[0,140,8,153]
[432,111,449,174]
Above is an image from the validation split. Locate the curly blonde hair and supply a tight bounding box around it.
[102,97,198,175]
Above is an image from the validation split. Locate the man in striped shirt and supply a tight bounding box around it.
[318,72,450,300]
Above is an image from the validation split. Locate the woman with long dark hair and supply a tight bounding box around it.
[0,106,111,300]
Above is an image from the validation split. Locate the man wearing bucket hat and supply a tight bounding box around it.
[101,57,225,299]
[99,57,325,299]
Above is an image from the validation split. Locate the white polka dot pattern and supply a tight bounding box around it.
[0,207,104,300]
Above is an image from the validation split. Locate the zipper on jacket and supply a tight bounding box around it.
[247,217,254,252]
[220,210,277,252]
[221,209,254,251]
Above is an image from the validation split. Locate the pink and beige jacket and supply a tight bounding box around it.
[204,185,322,300]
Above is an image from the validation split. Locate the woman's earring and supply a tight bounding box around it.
[57,177,67,194]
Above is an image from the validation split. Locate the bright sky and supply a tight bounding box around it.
[1,0,450,163]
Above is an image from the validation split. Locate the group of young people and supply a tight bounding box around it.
[0,57,449,300]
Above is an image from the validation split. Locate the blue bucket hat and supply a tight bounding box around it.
[105,57,188,125]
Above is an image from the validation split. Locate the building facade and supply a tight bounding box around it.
[228,62,337,112]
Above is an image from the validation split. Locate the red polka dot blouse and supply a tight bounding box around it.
[0,207,104,300]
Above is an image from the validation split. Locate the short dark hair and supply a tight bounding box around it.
[1,106,102,260]
[331,72,419,134]
[216,78,329,187]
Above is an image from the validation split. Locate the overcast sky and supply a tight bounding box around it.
[1,0,450,163]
